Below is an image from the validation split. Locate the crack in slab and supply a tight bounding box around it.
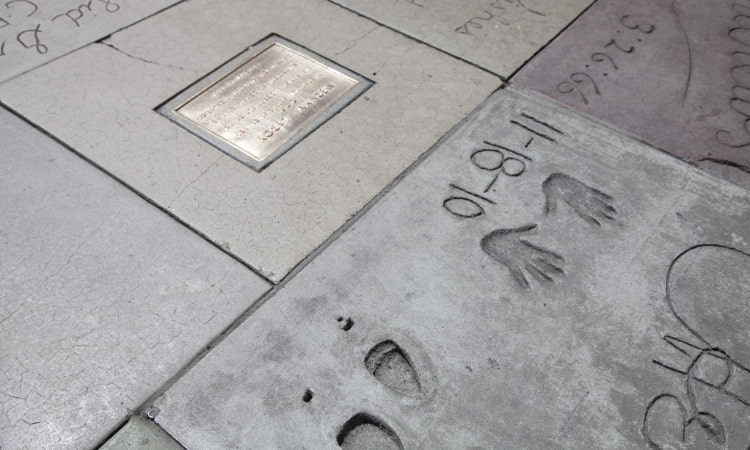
[22,228,100,310]
[98,41,186,71]
[0,304,22,326]
[335,25,379,56]
[168,155,223,209]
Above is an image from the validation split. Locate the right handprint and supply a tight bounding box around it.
[542,173,617,226]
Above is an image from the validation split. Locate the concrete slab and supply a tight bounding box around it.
[0,107,270,449]
[329,0,595,77]
[100,417,183,450]
[513,0,750,188]
[0,0,180,82]
[0,0,500,283]
[152,86,750,449]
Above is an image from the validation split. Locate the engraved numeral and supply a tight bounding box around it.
[605,38,634,54]
[620,15,655,34]
[570,72,601,96]
[591,52,618,70]
[557,81,588,104]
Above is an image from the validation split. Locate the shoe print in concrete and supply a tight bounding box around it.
[0,0,500,283]
[151,86,750,448]
[514,0,750,188]
[0,0,181,82]
[329,0,595,78]
[0,107,270,449]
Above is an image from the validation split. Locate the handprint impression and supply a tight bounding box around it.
[542,173,617,226]
[480,224,565,289]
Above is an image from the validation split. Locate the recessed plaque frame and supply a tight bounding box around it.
[158,35,373,171]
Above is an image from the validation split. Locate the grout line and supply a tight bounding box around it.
[94,416,129,449]
[122,83,504,426]
[0,0,191,87]
[0,9,507,430]
[325,0,505,81]
[506,84,750,192]
[506,0,600,82]
[13,0,735,446]
[155,422,189,450]
[0,101,275,286]
[93,416,188,449]
[9,1,583,442]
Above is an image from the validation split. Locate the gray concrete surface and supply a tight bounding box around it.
[0,107,270,449]
[0,0,501,283]
[1,1,749,449]
[513,0,750,188]
[152,86,750,448]
[330,0,594,77]
[0,0,181,82]
[100,417,183,450]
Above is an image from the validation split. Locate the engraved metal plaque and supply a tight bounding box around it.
[160,36,372,170]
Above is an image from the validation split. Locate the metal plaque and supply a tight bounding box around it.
[160,36,371,170]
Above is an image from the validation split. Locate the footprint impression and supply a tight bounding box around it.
[337,338,432,449]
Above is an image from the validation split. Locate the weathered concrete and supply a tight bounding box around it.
[329,0,595,78]
[513,0,750,188]
[0,107,270,449]
[0,0,180,82]
[0,0,500,283]
[152,86,750,449]
[100,417,183,450]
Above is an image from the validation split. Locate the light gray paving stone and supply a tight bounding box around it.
[0,107,270,449]
[0,0,500,283]
[100,417,183,450]
[513,0,750,188]
[0,0,181,82]
[329,0,595,77]
[153,86,750,449]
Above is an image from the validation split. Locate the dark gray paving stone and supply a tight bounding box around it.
[0,0,180,82]
[0,107,270,449]
[152,87,750,449]
[514,0,750,188]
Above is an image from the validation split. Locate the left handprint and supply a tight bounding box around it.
[480,224,565,289]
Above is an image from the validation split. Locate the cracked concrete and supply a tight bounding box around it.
[1,0,748,448]
[100,416,183,449]
[333,25,379,57]
[98,40,186,71]
[0,106,270,449]
[0,0,501,283]
[153,86,750,449]
[329,0,595,77]
[0,0,184,82]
